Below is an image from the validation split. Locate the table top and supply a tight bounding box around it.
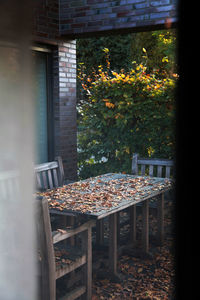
[38,173,173,219]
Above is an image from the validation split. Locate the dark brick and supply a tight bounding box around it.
[59,0,178,37]
[71,12,86,18]
[75,6,90,11]
[88,20,103,26]
[70,0,85,7]
[71,23,86,28]
[117,11,133,17]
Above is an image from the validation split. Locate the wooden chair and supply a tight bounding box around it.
[36,196,94,300]
[34,156,81,248]
[129,153,174,250]
[35,156,65,191]
[115,153,174,252]
[132,153,174,178]
[131,152,174,206]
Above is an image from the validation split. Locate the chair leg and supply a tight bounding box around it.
[82,227,92,300]
[96,219,104,245]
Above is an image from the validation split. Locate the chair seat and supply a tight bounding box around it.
[55,246,87,300]
[55,246,87,280]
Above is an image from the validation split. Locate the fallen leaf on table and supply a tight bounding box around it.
[115,283,122,290]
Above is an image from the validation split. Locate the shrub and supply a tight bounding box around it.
[77,49,177,179]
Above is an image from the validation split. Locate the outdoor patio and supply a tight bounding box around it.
[0,1,180,300]
[56,192,175,299]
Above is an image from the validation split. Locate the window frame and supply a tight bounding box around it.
[32,45,54,162]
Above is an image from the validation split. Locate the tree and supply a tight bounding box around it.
[130,29,177,77]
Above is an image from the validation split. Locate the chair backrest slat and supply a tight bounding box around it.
[52,169,59,188]
[138,158,173,167]
[42,171,48,190]
[36,173,42,190]
[132,153,174,178]
[56,156,64,187]
[141,164,145,175]
[165,166,171,178]
[35,156,65,191]
[157,165,162,177]
[149,165,154,177]
[35,161,59,173]
[47,170,53,189]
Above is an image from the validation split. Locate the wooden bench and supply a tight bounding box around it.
[36,196,95,300]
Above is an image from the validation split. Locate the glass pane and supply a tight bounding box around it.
[33,51,48,163]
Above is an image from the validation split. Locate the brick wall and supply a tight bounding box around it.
[32,0,60,42]
[60,0,178,38]
[53,41,77,181]
[32,1,77,181]
[32,0,178,40]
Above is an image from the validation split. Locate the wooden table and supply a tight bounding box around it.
[38,173,173,277]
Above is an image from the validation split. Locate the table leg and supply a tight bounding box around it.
[96,219,104,246]
[157,192,164,245]
[142,199,149,253]
[117,212,120,245]
[130,205,136,246]
[109,213,117,275]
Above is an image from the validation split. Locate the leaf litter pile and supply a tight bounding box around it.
[92,193,176,300]
[38,173,172,217]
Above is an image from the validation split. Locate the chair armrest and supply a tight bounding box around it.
[52,219,95,244]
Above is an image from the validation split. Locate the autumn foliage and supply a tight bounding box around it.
[77,48,177,179]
